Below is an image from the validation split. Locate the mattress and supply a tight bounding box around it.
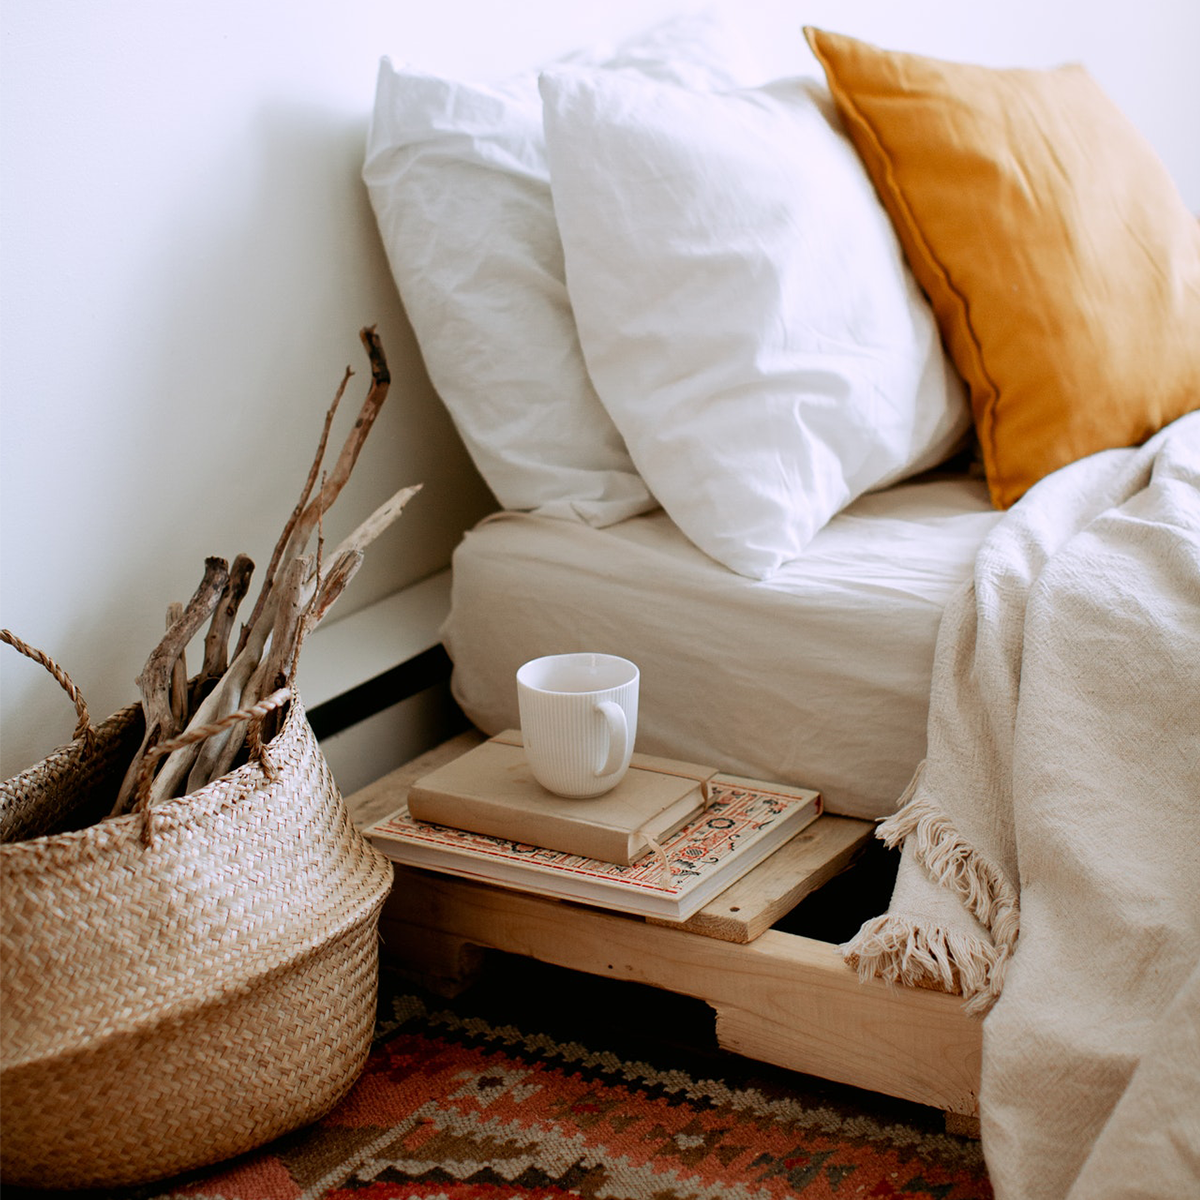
[441,472,1001,821]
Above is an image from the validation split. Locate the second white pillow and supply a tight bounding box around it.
[540,69,970,577]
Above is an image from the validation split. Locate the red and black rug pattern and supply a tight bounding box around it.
[23,960,992,1199]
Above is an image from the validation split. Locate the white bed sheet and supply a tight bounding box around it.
[441,473,1001,820]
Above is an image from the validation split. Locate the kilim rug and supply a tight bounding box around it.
[7,957,991,1199]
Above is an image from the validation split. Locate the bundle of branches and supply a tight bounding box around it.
[109,326,420,817]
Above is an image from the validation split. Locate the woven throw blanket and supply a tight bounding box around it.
[845,412,1200,1200]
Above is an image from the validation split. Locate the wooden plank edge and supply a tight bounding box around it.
[378,868,982,1116]
[647,814,874,943]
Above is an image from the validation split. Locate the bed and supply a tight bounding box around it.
[363,13,1200,1199]
[442,470,999,823]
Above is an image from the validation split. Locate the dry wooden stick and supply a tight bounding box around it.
[187,500,403,795]
[139,559,228,744]
[140,354,367,805]
[193,552,254,707]
[280,485,421,674]
[263,554,322,693]
[198,326,386,762]
[129,329,409,808]
[199,552,322,787]
[143,636,254,806]
[179,328,389,730]
[231,326,385,669]
[193,539,366,792]
[281,548,366,694]
[234,371,350,661]
[305,548,364,635]
[277,326,390,574]
[148,532,318,805]
[331,484,422,563]
[111,557,229,815]
[167,603,188,731]
[134,687,294,812]
[187,555,312,792]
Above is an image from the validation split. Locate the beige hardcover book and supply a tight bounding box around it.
[406,730,717,865]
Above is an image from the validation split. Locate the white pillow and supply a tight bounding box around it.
[362,13,763,527]
[540,69,972,576]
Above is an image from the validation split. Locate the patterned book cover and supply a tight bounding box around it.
[366,775,822,921]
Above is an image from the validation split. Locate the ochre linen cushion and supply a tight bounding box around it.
[805,27,1200,509]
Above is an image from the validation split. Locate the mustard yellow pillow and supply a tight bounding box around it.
[805,28,1200,509]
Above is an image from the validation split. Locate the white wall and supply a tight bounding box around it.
[2,0,1196,780]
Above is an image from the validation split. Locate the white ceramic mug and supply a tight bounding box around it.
[516,653,639,798]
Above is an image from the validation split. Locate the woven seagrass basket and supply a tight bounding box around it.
[0,640,394,1189]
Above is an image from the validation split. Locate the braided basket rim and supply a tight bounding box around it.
[3,694,315,867]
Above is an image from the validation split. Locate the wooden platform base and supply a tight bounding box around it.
[347,732,983,1125]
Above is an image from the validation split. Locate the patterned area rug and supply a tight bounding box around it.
[13,959,991,1199]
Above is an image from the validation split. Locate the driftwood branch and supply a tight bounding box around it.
[234,371,349,661]
[303,549,364,641]
[329,484,422,564]
[111,327,421,814]
[111,557,229,814]
[167,603,188,731]
[263,555,317,693]
[189,486,411,793]
[282,326,390,570]
[194,553,254,706]
[189,555,313,791]
[142,558,229,736]
[142,623,267,808]
[232,326,384,667]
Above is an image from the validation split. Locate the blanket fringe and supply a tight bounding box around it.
[879,774,1020,951]
[842,915,1000,1013]
[861,762,1020,1011]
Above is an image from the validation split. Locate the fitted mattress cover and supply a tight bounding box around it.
[441,473,1000,820]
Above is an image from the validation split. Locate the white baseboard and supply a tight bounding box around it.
[296,568,451,708]
[318,683,464,796]
[295,568,465,792]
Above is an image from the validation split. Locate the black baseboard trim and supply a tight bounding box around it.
[306,644,455,741]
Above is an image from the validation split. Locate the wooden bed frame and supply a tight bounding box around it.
[346,729,983,1133]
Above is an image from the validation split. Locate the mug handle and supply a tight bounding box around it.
[594,701,628,777]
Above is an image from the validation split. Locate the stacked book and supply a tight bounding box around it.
[365,731,822,922]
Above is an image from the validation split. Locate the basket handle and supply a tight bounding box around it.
[1,628,91,743]
[132,687,293,838]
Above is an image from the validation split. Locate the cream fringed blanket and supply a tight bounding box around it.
[844,412,1200,1200]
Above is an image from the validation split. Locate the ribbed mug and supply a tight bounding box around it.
[516,653,639,798]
